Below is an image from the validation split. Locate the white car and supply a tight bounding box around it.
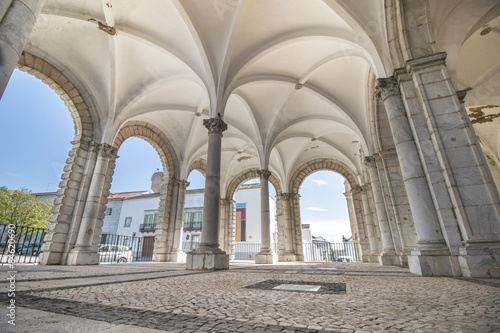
[98,245,133,263]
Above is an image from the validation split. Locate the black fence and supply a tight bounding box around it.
[302,241,359,262]
[0,224,46,264]
[99,234,155,263]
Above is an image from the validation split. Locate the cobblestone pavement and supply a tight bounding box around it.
[1,261,499,332]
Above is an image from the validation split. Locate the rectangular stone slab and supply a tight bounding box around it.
[272,284,321,292]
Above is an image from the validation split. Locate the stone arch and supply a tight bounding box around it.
[225,168,281,200]
[22,52,104,265]
[113,121,180,179]
[16,52,98,142]
[290,159,358,194]
[188,159,207,177]
[112,121,183,262]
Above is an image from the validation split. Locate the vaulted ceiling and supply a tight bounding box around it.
[25,0,500,191]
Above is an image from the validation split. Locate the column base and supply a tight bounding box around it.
[39,251,63,265]
[255,251,277,264]
[378,251,401,266]
[152,253,167,262]
[66,247,99,265]
[278,252,299,262]
[458,242,500,278]
[165,250,187,263]
[367,253,379,263]
[186,249,229,270]
[408,248,461,277]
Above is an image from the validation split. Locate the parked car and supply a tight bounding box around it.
[98,245,133,263]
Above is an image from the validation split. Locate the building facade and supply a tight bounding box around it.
[2,0,500,276]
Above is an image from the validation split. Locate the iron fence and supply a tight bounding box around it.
[302,241,359,262]
[99,234,154,263]
[0,224,46,264]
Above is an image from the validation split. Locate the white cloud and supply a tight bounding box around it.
[307,206,327,212]
[311,179,327,185]
[302,219,352,243]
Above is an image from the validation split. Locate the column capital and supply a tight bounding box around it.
[179,180,190,189]
[97,143,117,158]
[456,89,469,104]
[364,156,377,167]
[375,77,400,101]
[220,198,234,205]
[257,169,272,180]
[276,193,290,201]
[203,114,227,134]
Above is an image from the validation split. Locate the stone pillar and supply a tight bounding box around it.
[255,170,277,264]
[67,143,117,265]
[0,0,45,98]
[360,186,380,262]
[376,77,456,276]
[276,193,298,261]
[400,54,500,277]
[153,175,174,262]
[219,198,235,259]
[350,187,370,262]
[40,139,98,265]
[186,115,229,270]
[289,193,304,261]
[343,182,362,262]
[365,156,400,266]
[166,179,189,262]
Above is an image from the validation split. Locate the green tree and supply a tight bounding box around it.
[0,186,53,228]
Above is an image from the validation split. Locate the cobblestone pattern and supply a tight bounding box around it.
[4,262,498,332]
[245,279,346,295]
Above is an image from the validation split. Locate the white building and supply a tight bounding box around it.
[102,183,276,259]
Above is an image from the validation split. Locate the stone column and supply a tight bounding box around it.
[360,186,380,262]
[153,175,174,262]
[289,193,304,261]
[350,187,370,262]
[255,169,277,264]
[376,77,454,276]
[186,115,229,270]
[365,156,400,266]
[219,198,235,259]
[0,0,45,98]
[276,193,297,261]
[167,179,189,262]
[67,143,117,265]
[39,139,98,265]
[343,181,362,261]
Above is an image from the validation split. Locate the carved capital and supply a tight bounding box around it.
[375,77,400,101]
[97,143,117,158]
[203,114,227,134]
[257,169,271,180]
[277,193,291,201]
[364,156,376,167]
[179,180,190,189]
[220,198,234,205]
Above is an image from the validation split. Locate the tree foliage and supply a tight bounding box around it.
[0,186,53,228]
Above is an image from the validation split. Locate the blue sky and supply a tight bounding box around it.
[0,69,351,242]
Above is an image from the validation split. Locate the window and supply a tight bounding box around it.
[124,217,132,228]
[144,213,158,225]
[105,207,113,216]
[183,210,203,230]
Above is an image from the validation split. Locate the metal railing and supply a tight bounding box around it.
[98,234,154,263]
[302,241,359,262]
[139,224,156,232]
[0,224,46,264]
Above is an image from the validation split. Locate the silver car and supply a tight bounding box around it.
[98,245,133,263]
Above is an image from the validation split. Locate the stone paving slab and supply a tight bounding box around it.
[1,262,499,332]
